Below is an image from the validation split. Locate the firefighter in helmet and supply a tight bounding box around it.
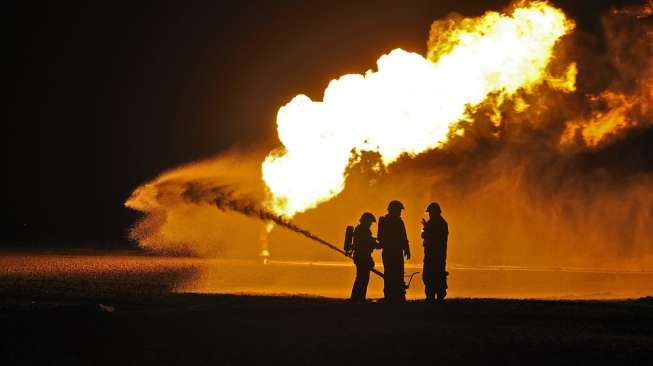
[421,202,449,301]
[350,212,381,301]
[378,200,410,302]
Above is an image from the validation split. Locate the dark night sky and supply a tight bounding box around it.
[8,0,644,246]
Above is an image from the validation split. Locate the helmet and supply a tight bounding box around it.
[426,202,441,213]
[387,200,405,211]
[360,212,376,223]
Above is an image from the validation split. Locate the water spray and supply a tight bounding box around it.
[209,186,386,279]
[182,182,424,287]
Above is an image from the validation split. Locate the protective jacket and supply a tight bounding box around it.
[422,215,448,258]
[350,224,379,301]
[352,224,379,269]
[378,214,409,301]
[377,215,409,253]
[422,214,449,299]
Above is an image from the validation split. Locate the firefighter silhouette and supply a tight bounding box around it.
[378,200,410,302]
[421,202,449,301]
[349,212,380,301]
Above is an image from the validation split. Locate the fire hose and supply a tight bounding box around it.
[351,256,419,290]
[280,237,419,289]
[210,194,419,288]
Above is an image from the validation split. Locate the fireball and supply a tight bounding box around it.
[262,1,575,217]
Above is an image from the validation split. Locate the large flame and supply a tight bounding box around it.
[561,60,653,147]
[561,91,639,147]
[262,1,575,217]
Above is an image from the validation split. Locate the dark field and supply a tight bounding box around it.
[2,251,652,365]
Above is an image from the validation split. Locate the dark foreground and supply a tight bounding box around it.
[2,292,653,365]
[2,251,652,365]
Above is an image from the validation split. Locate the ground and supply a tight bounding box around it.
[1,250,652,365]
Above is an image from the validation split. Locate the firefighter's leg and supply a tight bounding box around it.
[381,252,389,299]
[350,277,359,301]
[436,286,446,300]
[435,258,448,301]
[422,269,429,299]
[360,268,371,300]
[383,251,406,301]
[398,255,406,300]
[350,264,365,301]
[436,288,447,301]
[423,262,435,300]
[436,271,448,301]
[382,251,394,300]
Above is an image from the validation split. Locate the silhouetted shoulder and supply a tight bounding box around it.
[439,216,449,234]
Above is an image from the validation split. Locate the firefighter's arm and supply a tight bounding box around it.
[443,223,449,261]
[421,219,427,239]
[401,221,410,259]
[372,237,381,249]
[376,217,385,248]
[401,236,411,259]
[405,233,411,258]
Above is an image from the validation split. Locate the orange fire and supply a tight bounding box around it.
[262,1,575,217]
[561,92,638,147]
[561,58,653,147]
